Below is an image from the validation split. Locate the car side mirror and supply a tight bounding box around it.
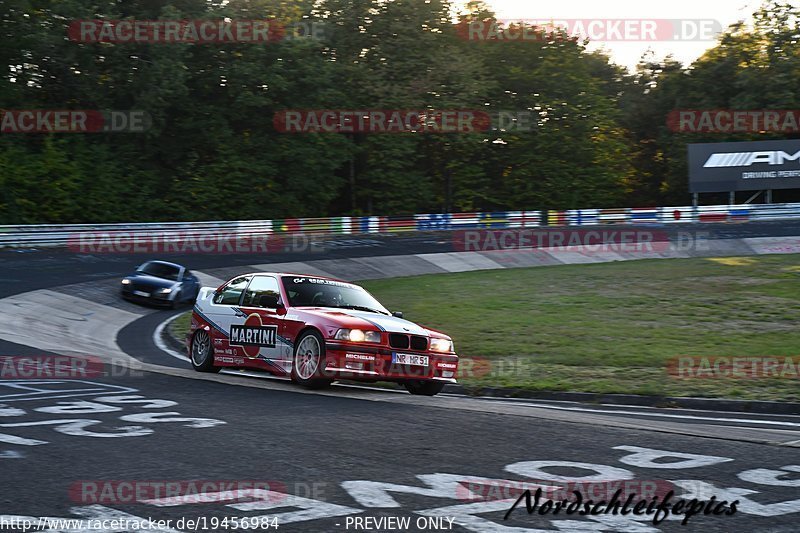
[392,311,404,318]
[259,294,286,314]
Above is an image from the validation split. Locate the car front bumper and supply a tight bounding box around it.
[323,341,459,383]
[121,287,173,305]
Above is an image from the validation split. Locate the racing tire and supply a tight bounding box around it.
[190,329,220,373]
[291,330,333,389]
[404,380,445,397]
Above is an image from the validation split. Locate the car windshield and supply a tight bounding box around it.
[281,276,389,315]
[137,262,180,281]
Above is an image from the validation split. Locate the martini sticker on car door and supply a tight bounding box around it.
[229,314,279,359]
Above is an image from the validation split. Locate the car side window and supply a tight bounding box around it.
[242,276,281,308]
[213,276,250,305]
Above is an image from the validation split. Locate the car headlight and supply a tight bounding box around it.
[334,329,381,343]
[121,279,131,285]
[159,288,173,294]
[430,338,454,353]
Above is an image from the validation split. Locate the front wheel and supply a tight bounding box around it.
[404,380,445,396]
[190,330,220,373]
[291,331,333,389]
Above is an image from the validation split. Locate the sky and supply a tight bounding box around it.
[468,0,767,70]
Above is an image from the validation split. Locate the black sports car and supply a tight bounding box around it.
[120,260,200,308]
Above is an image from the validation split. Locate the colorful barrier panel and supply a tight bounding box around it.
[3,203,800,248]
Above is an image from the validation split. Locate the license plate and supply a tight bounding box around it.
[133,290,149,297]
[393,353,429,366]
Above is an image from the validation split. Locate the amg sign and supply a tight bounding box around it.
[688,140,800,193]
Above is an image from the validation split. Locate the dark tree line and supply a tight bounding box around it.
[0,0,798,224]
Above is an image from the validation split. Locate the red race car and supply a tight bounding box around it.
[187,273,459,396]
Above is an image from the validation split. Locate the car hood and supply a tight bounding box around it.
[127,274,177,290]
[299,308,434,336]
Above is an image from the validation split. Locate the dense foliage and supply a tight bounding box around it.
[1,0,798,223]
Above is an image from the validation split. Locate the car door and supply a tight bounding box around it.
[237,275,290,373]
[204,275,251,361]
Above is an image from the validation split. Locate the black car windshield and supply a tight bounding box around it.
[282,277,389,315]
[137,262,180,281]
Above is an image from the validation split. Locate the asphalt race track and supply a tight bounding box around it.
[1,222,799,533]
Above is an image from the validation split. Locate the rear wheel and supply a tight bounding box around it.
[190,330,220,373]
[291,331,333,389]
[404,380,445,396]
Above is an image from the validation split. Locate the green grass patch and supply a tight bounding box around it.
[168,311,192,345]
[361,255,800,401]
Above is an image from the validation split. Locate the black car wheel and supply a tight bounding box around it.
[291,330,333,389]
[404,380,445,396]
[190,330,220,373]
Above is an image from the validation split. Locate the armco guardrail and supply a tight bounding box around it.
[1,203,800,248]
[550,202,800,226]
[0,212,541,248]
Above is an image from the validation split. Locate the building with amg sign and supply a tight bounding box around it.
[688,140,800,195]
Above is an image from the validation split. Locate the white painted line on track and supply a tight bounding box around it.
[153,312,189,364]
[0,450,24,459]
[481,400,800,428]
[485,396,800,418]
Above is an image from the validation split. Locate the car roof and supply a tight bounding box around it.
[245,272,353,284]
[143,260,183,269]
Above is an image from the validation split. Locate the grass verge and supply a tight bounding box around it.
[168,311,192,348]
